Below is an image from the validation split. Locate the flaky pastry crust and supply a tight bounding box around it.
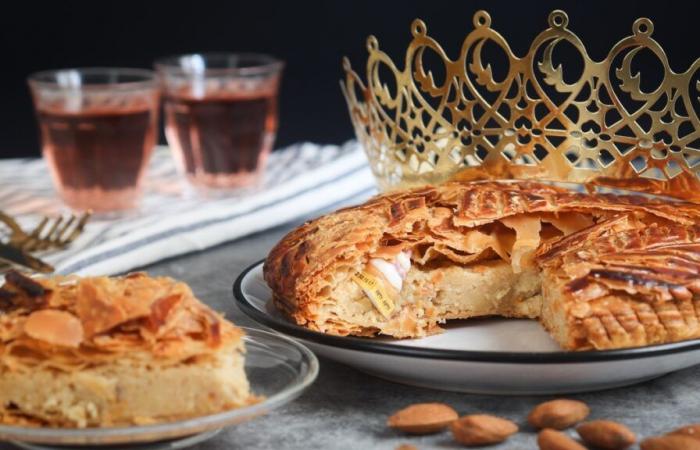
[0,271,240,372]
[537,214,700,349]
[264,180,700,350]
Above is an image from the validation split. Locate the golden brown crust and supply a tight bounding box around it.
[536,214,700,349]
[264,180,700,349]
[0,271,241,372]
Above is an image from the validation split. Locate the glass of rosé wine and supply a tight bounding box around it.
[155,53,283,192]
[28,68,159,213]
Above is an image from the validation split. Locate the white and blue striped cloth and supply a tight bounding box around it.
[0,142,376,275]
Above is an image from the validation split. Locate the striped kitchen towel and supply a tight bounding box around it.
[0,141,377,275]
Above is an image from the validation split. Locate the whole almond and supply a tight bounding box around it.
[451,414,518,446]
[528,399,590,430]
[395,445,418,450]
[576,420,636,449]
[669,424,700,440]
[537,429,587,450]
[641,435,700,450]
[387,403,458,434]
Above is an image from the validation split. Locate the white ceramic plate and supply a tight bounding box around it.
[234,260,700,395]
[0,327,318,448]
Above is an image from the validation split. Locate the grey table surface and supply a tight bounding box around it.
[4,217,700,450]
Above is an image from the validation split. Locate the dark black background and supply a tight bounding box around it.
[0,0,697,158]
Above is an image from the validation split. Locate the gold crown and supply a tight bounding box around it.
[341,9,700,202]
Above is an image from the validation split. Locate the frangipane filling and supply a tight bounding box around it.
[337,212,595,337]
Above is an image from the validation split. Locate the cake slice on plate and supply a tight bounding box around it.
[0,271,250,427]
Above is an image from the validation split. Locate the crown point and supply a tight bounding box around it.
[366,35,379,52]
[342,10,700,201]
[411,19,427,36]
[473,10,491,28]
[633,18,654,36]
[548,10,569,29]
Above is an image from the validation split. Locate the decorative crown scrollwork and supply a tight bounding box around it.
[341,9,700,201]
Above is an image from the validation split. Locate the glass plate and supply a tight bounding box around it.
[0,328,318,447]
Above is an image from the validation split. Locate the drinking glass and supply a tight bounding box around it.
[155,53,283,190]
[28,68,159,213]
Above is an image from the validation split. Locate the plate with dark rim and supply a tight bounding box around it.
[234,260,700,394]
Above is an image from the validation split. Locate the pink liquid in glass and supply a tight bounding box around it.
[163,90,277,188]
[29,68,158,213]
[38,105,157,212]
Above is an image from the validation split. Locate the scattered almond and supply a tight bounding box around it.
[450,414,518,446]
[24,309,84,347]
[641,434,700,450]
[537,428,587,450]
[576,420,636,449]
[528,399,590,430]
[669,424,700,440]
[387,403,458,434]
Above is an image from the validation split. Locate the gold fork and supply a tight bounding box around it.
[8,212,91,252]
[0,211,89,275]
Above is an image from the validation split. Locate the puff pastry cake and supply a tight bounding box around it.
[264,181,700,350]
[0,271,250,427]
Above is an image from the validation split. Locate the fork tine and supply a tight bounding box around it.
[30,217,49,237]
[60,212,91,246]
[38,216,64,251]
[27,217,60,252]
[18,217,49,251]
[44,216,63,239]
[55,215,76,241]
